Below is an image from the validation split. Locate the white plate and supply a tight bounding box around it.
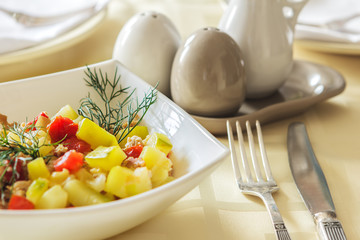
[192,60,346,135]
[295,39,360,55]
[0,59,228,240]
[294,0,360,55]
[0,9,106,65]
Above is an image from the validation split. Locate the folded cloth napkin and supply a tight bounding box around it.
[295,0,360,43]
[0,0,99,54]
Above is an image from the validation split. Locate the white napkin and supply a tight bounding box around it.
[0,0,99,54]
[295,0,360,43]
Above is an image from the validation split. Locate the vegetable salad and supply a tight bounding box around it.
[0,105,174,210]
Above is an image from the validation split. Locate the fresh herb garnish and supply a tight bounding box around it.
[0,122,48,160]
[0,122,56,205]
[78,66,157,143]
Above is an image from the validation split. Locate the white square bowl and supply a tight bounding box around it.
[0,59,228,240]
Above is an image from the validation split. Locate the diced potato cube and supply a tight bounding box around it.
[63,179,111,207]
[117,126,149,148]
[126,167,152,196]
[145,132,173,155]
[38,136,54,157]
[36,130,48,138]
[36,185,68,209]
[139,146,164,169]
[54,105,78,120]
[76,118,118,149]
[27,157,50,180]
[35,116,51,129]
[105,166,152,198]
[7,132,20,144]
[74,168,105,192]
[140,146,173,187]
[85,146,126,171]
[105,166,132,198]
[151,164,173,187]
[26,178,49,205]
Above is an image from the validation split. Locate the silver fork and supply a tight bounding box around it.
[226,120,291,240]
[0,0,109,27]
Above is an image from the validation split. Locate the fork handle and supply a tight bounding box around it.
[274,223,291,240]
[261,192,292,240]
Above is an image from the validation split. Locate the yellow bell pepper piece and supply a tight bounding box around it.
[85,146,126,171]
[27,157,50,180]
[54,104,78,120]
[76,118,118,149]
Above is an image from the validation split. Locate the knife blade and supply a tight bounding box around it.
[287,122,347,240]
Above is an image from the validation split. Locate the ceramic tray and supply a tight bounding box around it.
[192,60,346,135]
[295,39,360,55]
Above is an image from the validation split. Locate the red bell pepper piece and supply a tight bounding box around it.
[48,116,78,143]
[8,195,35,210]
[124,145,143,158]
[61,136,92,154]
[53,150,84,173]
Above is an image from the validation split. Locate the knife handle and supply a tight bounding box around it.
[315,212,347,240]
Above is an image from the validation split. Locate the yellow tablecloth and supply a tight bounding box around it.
[1,0,359,239]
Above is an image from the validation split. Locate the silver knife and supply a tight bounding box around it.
[287,122,347,240]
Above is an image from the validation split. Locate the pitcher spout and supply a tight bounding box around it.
[282,0,308,31]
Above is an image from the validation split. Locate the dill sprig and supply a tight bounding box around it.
[0,122,55,205]
[1,122,41,159]
[78,66,157,143]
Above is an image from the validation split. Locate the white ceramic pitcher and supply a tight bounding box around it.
[219,0,308,98]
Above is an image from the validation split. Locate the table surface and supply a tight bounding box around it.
[1,1,360,239]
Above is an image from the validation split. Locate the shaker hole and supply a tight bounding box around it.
[203,27,219,31]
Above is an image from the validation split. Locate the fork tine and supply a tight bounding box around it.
[255,120,274,182]
[227,120,292,240]
[226,121,242,184]
[246,121,264,182]
[236,121,253,183]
